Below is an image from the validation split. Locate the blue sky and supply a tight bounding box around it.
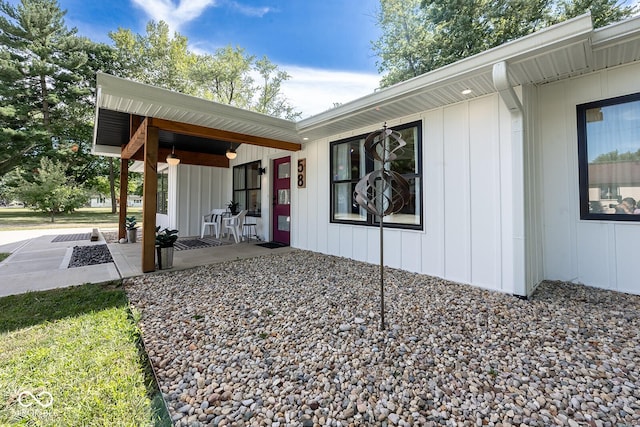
[50,0,383,117]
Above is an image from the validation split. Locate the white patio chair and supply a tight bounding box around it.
[201,208,226,238]
[222,210,248,243]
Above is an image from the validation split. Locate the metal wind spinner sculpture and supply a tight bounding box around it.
[354,124,411,330]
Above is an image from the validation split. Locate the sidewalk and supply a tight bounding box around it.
[0,228,292,297]
[0,228,120,297]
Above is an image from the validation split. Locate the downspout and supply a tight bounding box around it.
[492,61,527,298]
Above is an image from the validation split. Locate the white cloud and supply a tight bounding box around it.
[131,0,216,32]
[227,1,271,17]
[279,66,380,118]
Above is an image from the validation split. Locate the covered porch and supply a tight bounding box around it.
[92,73,302,273]
[108,237,293,278]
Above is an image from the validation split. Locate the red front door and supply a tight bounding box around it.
[272,156,291,245]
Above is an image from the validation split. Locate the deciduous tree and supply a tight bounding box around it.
[374,0,638,87]
[8,157,87,221]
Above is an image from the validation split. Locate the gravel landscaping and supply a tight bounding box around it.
[124,250,640,427]
[68,244,114,267]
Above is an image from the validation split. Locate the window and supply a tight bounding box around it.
[577,93,640,221]
[330,120,423,229]
[233,161,262,216]
[157,170,168,214]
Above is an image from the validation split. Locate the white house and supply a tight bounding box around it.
[92,13,640,296]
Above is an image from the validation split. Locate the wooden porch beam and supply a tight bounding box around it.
[118,156,128,240]
[148,117,302,152]
[130,147,230,168]
[122,117,148,160]
[141,126,159,273]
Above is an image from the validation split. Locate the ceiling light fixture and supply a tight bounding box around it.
[461,88,473,95]
[166,145,180,165]
[225,143,237,160]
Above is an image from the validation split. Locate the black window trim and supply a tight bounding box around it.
[577,92,640,222]
[329,120,424,230]
[233,160,262,217]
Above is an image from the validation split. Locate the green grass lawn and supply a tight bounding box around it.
[0,207,143,231]
[0,283,169,426]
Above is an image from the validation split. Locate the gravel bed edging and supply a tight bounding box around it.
[124,250,640,427]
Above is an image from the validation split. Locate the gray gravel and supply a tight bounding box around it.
[124,250,640,427]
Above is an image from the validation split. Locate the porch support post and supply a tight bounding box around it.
[118,155,128,240]
[142,126,159,273]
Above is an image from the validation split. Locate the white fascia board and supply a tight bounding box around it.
[297,14,593,134]
[92,144,121,157]
[96,73,298,137]
[591,14,640,48]
[92,85,102,151]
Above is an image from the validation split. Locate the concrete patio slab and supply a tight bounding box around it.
[0,227,293,297]
[0,228,119,297]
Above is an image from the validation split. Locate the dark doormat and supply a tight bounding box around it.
[52,233,91,243]
[256,242,289,249]
[174,237,231,251]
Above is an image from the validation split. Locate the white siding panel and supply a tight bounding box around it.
[539,83,577,281]
[352,227,368,262]
[469,96,501,289]
[296,148,308,249]
[305,142,319,251]
[366,227,380,265]
[339,225,354,259]
[316,140,330,254]
[522,85,545,295]
[383,228,402,269]
[327,224,341,256]
[615,224,640,295]
[576,222,612,289]
[603,66,640,99]
[401,231,422,273]
[422,109,445,277]
[443,103,471,284]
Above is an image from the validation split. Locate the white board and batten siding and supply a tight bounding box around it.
[174,164,229,237]
[296,96,519,295]
[537,61,640,295]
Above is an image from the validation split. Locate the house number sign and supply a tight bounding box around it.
[297,158,306,188]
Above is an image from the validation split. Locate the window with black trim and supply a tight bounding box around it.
[233,161,262,216]
[157,170,168,214]
[330,120,423,229]
[577,93,640,221]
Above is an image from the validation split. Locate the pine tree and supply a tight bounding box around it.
[0,0,89,176]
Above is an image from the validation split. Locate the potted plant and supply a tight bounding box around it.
[227,200,240,215]
[125,215,138,243]
[155,227,178,270]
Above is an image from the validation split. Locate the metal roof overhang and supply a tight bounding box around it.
[92,73,302,159]
[297,14,640,140]
[93,13,640,152]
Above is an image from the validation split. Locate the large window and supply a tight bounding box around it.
[577,93,640,221]
[233,161,262,216]
[330,121,423,229]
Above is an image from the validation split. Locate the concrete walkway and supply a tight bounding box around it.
[0,228,291,297]
[0,228,119,297]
